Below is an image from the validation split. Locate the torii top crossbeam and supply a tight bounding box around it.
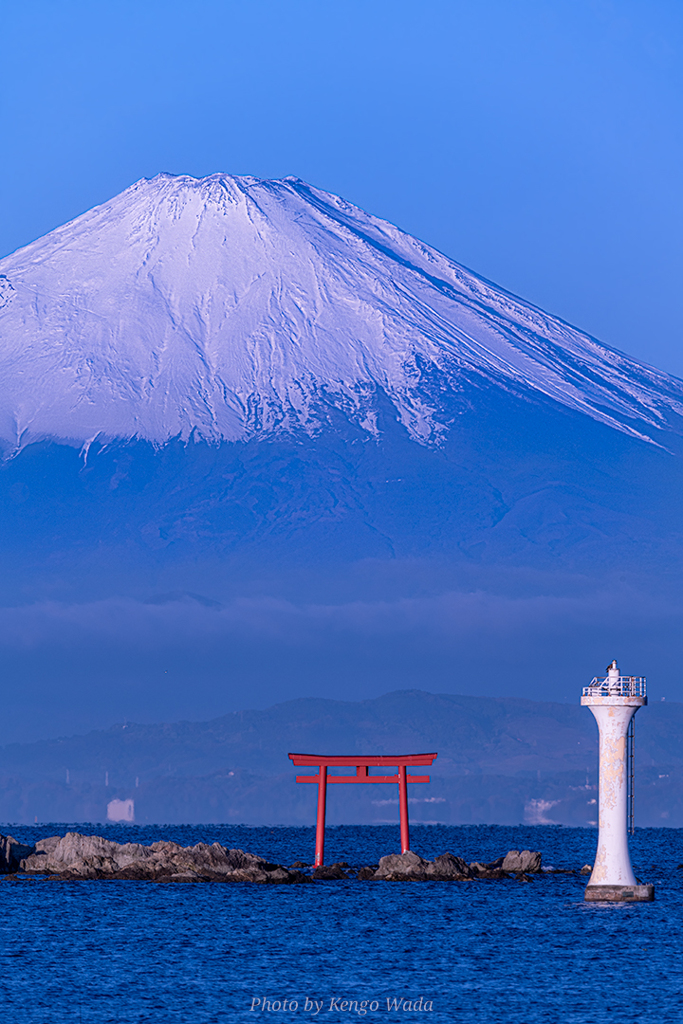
[289,752,438,866]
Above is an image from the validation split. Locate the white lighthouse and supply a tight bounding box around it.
[581,660,654,902]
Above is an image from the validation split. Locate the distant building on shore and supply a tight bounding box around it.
[107,798,134,822]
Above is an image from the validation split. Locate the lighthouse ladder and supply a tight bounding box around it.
[627,716,635,835]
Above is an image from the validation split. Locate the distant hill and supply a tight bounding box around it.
[0,690,679,827]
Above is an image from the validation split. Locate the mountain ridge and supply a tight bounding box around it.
[0,689,679,827]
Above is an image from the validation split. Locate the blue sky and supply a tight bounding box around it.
[2,0,682,376]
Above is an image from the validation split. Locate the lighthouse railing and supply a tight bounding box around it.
[582,676,647,698]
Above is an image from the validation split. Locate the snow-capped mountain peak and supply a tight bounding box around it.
[1,171,682,450]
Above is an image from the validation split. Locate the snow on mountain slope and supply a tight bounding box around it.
[1,172,682,450]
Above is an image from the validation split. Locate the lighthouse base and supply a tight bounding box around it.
[584,884,654,902]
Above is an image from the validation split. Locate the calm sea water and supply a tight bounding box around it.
[0,823,680,1024]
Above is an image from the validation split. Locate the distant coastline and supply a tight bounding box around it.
[0,690,679,827]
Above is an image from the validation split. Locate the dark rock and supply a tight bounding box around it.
[374,850,429,880]
[580,864,593,875]
[0,835,34,873]
[286,870,310,884]
[468,862,488,875]
[263,867,295,883]
[311,863,350,880]
[356,866,378,881]
[425,853,473,880]
[502,850,542,874]
[19,832,306,883]
[290,861,308,868]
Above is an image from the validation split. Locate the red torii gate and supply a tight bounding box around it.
[289,752,438,866]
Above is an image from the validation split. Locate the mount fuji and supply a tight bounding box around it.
[2,172,683,450]
[1,173,682,741]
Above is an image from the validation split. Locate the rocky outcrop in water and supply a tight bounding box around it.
[501,849,542,873]
[370,849,542,881]
[0,835,33,873]
[311,862,352,880]
[16,832,307,883]
[0,833,546,883]
[374,851,474,881]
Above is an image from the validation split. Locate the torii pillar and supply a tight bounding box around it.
[289,753,438,866]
